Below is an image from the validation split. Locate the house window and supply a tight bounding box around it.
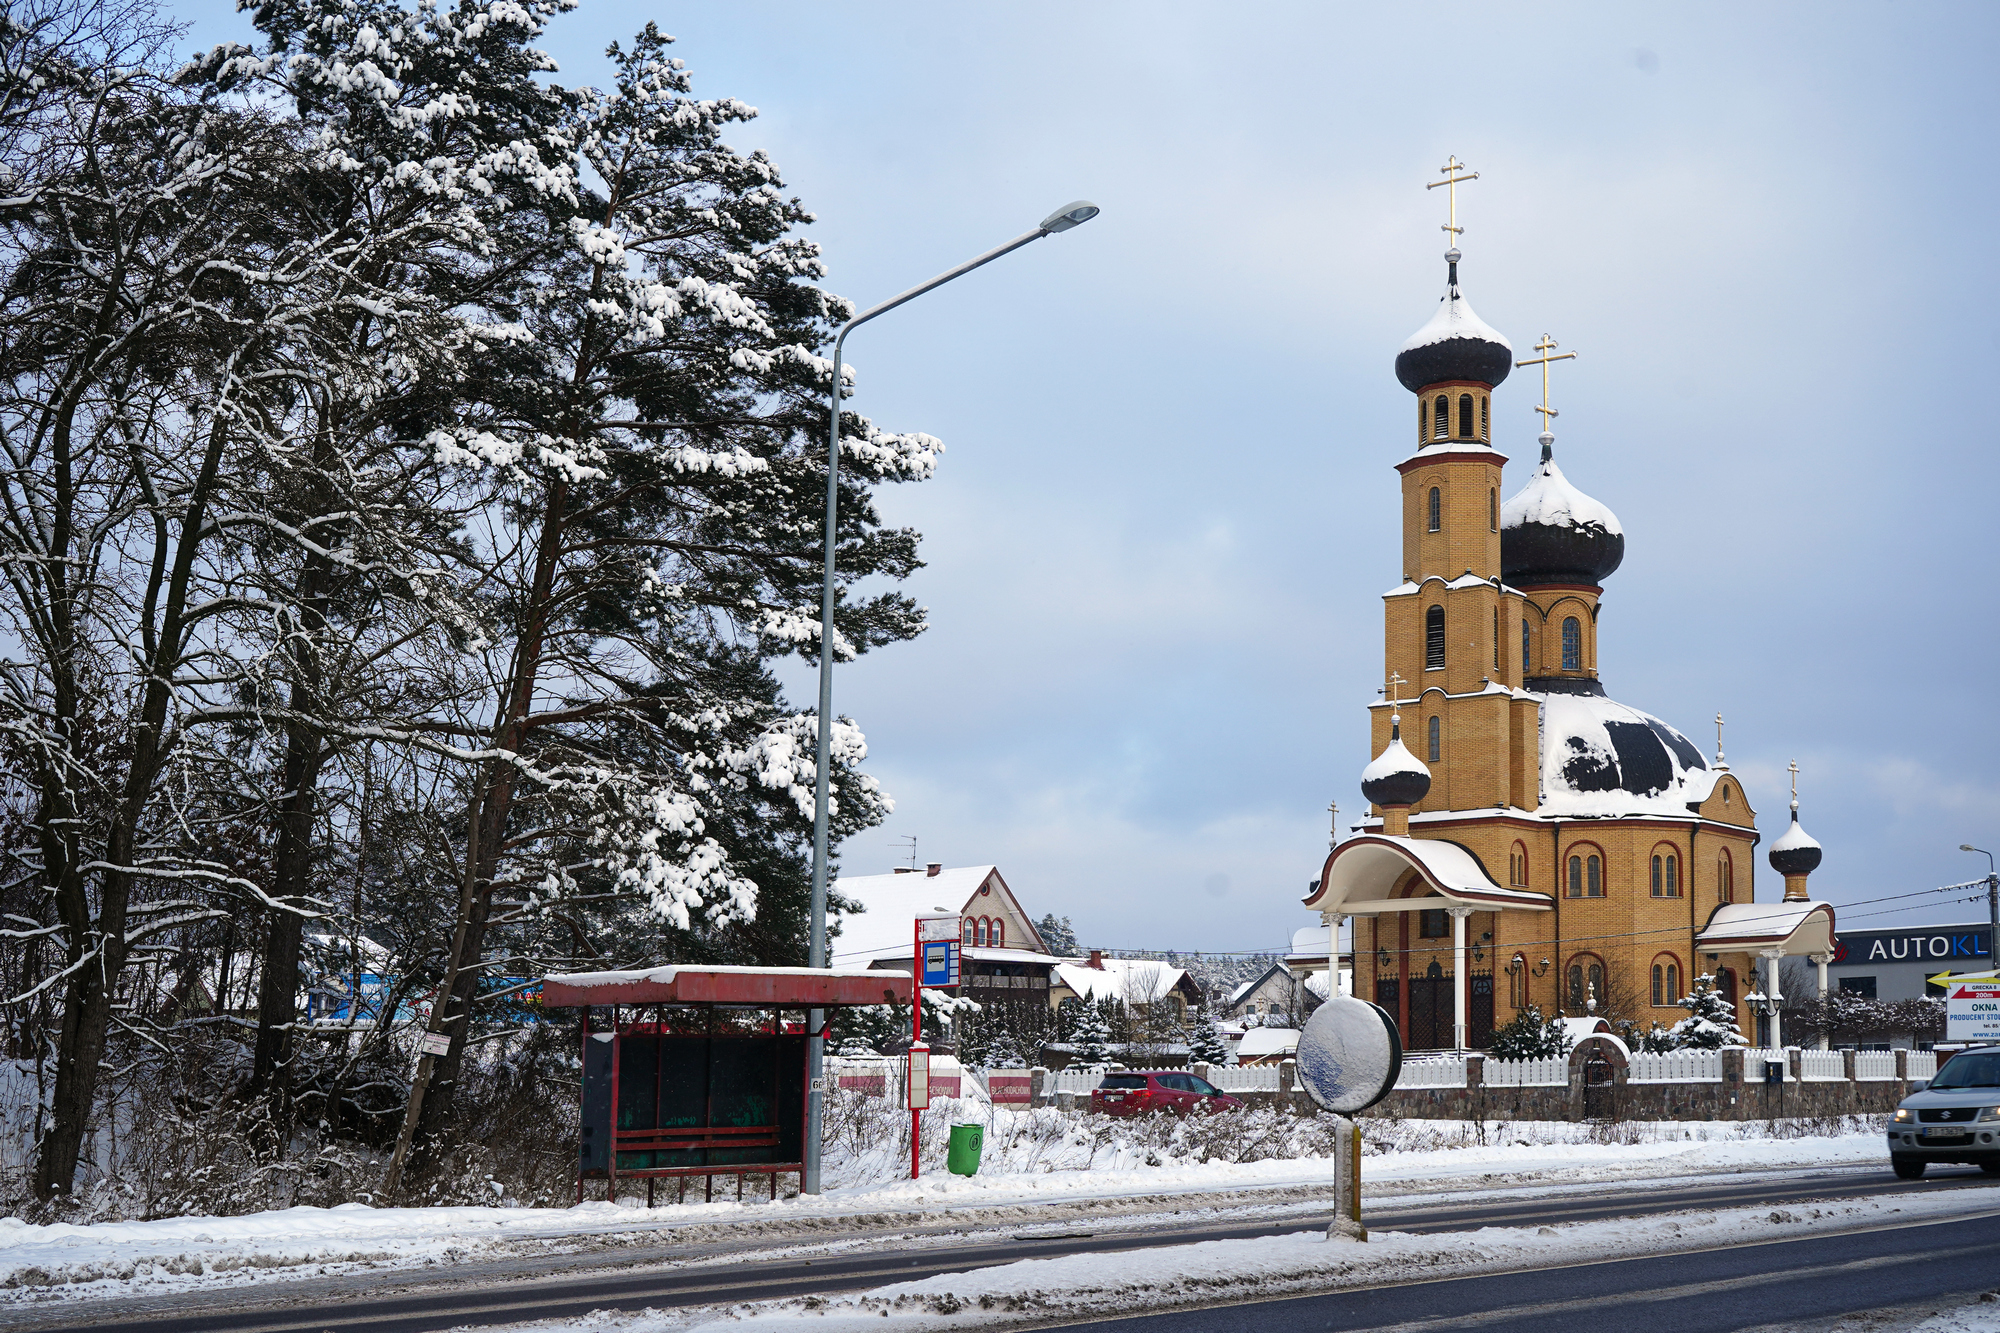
[1426,605,1445,668]
[1419,909,1447,940]
[1458,393,1475,438]
[962,919,975,946]
[992,919,1004,948]
[1561,617,1581,671]
[1427,715,1440,762]
[1434,395,1448,439]
[1567,855,1583,898]
[1521,619,1530,674]
[1427,486,1441,532]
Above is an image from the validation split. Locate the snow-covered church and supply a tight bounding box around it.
[1301,181,1836,1052]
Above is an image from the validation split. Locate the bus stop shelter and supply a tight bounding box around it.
[540,964,913,1204]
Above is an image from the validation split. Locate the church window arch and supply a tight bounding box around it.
[1425,604,1445,668]
[1510,842,1530,887]
[1509,954,1527,1009]
[1418,398,1427,442]
[1565,844,1606,898]
[1427,714,1441,762]
[1427,486,1441,532]
[1588,854,1602,896]
[1561,616,1582,671]
[1717,850,1734,904]
[1666,855,1678,896]
[1481,395,1489,438]
[1566,955,1606,1011]
[1489,488,1498,532]
[1521,619,1531,674]
[1492,607,1500,668]
[1651,955,1683,1007]
[1458,393,1475,438]
[1567,855,1582,898]
[1434,395,1449,439]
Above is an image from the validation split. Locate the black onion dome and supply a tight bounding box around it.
[1361,720,1432,808]
[1395,277,1513,393]
[1767,810,1823,878]
[1500,442,1625,587]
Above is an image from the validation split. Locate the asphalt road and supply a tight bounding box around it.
[5,1166,1997,1333]
[1074,1205,2000,1333]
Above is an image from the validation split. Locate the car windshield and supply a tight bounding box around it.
[1929,1052,2000,1089]
[1099,1074,1148,1089]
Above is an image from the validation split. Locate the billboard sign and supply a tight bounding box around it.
[1946,979,2000,1043]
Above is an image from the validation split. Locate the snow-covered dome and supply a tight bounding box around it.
[1361,720,1432,808]
[1768,810,1823,878]
[1501,439,1625,587]
[1394,279,1513,393]
[1535,690,1715,819]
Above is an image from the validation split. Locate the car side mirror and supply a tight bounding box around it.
[1908,1079,1929,1094]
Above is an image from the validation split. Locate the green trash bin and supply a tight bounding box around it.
[947,1122,983,1177]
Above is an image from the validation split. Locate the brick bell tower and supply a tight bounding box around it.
[1374,160,1539,818]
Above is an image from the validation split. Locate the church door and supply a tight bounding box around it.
[1408,965,1450,1051]
[1470,971,1494,1049]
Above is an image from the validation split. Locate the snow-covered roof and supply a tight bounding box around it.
[1306,834,1553,915]
[1235,1027,1301,1059]
[1400,288,1510,354]
[831,865,1045,964]
[1770,816,1822,855]
[867,946,1065,970]
[1502,457,1622,536]
[1053,959,1188,1005]
[1559,1017,1612,1040]
[1695,900,1836,956]
[1534,689,1715,819]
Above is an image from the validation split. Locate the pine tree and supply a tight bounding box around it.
[1670,974,1748,1049]
[1487,1004,1572,1061]
[1069,999,1115,1068]
[983,1027,1026,1070]
[1036,914,1079,957]
[1189,1014,1230,1065]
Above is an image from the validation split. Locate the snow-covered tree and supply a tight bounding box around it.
[1036,914,1079,957]
[1669,974,1748,1049]
[1487,1005,1572,1061]
[1189,1014,1230,1065]
[1061,997,1115,1069]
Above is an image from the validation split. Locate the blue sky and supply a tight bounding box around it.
[183,2,2000,949]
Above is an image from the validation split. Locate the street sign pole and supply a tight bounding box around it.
[909,915,960,1180]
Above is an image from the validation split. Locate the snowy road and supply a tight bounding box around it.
[4,1165,1996,1333]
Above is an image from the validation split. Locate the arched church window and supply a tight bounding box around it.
[1434,395,1449,439]
[1587,855,1602,897]
[1561,617,1581,671]
[1667,962,1680,999]
[1651,855,1663,896]
[1489,488,1497,532]
[1651,964,1664,1007]
[1458,394,1474,438]
[1589,961,1604,1002]
[1717,968,1738,1004]
[1427,487,1441,532]
[1521,619,1530,674]
[1426,605,1445,668]
[1427,714,1440,762]
[1665,855,1678,896]
[1509,956,1525,1009]
[1567,856,1582,898]
[1418,398,1427,441]
[1492,607,1499,668]
[1481,395,1489,437]
[1718,851,1734,904]
[1567,963,1584,1009]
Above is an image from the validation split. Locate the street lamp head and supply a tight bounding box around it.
[1040,200,1101,233]
[1961,844,1981,853]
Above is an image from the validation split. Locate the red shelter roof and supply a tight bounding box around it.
[540,964,912,1009]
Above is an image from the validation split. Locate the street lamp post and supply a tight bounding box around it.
[1961,844,1998,975]
[802,201,1099,1195]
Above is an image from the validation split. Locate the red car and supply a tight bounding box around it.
[1090,1071,1244,1117]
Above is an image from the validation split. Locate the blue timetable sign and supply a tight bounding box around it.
[921,940,960,987]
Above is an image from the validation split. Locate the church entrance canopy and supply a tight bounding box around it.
[1694,900,1837,957]
[1303,835,1554,918]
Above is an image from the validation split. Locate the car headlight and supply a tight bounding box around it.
[1977,1106,2000,1123]
[1892,1107,1914,1123]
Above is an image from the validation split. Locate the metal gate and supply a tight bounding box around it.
[1582,1049,1616,1121]
[1407,970,1449,1051]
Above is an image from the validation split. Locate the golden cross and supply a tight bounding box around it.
[1714,713,1726,765]
[1515,333,1578,429]
[1328,800,1340,848]
[1385,671,1407,713]
[1425,156,1479,248]
[1788,759,1800,803]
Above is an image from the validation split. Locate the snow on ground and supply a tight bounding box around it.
[0,1117,1897,1303]
[434,1190,2000,1333]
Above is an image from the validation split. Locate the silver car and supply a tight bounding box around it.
[1887,1045,2000,1179]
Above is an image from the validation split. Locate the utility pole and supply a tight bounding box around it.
[1962,845,1998,971]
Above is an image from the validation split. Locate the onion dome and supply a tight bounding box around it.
[1768,805,1823,879]
[1500,434,1625,587]
[1394,256,1513,393]
[1361,713,1432,808]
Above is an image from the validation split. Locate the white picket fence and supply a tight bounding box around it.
[1743,1047,1788,1074]
[1046,1068,1103,1095]
[1854,1050,1898,1081]
[1799,1049,1846,1081]
[1909,1051,1938,1080]
[1394,1055,1468,1089]
[1207,1065,1282,1092]
[1482,1055,1568,1087]
[1624,1049,1722,1083]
